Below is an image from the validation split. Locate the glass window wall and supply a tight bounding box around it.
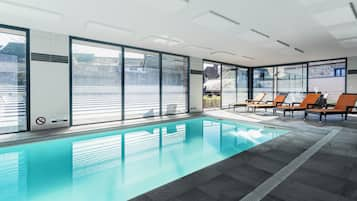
[0,27,28,134]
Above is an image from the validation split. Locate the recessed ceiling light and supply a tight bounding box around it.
[242,56,255,60]
[186,45,212,52]
[294,48,305,54]
[210,51,236,56]
[261,41,288,49]
[298,0,327,6]
[313,5,356,27]
[144,35,183,46]
[279,48,302,56]
[0,0,62,21]
[136,0,189,13]
[250,29,270,38]
[237,30,269,43]
[339,37,357,48]
[350,2,357,19]
[193,10,242,32]
[86,21,134,36]
[328,22,357,39]
[276,40,290,47]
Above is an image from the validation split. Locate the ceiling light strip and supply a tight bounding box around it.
[294,48,304,53]
[209,10,240,25]
[0,0,62,16]
[349,2,357,19]
[242,56,254,60]
[250,29,270,38]
[210,51,236,56]
[276,40,290,47]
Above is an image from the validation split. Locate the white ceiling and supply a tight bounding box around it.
[0,0,357,66]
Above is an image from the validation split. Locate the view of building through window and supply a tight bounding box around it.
[277,64,307,103]
[253,67,275,101]
[308,59,346,103]
[124,48,160,119]
[0,28,27,134]
[72,39,189,125]
[203,62,221,110]
[162,54,189,115]
[72,40,122,125]
[253,59,346,104]
[204,61,249,110]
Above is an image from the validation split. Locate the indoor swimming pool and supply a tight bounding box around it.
[0,117,288,201]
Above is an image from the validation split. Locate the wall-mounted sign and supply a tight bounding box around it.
[35,117,46,125]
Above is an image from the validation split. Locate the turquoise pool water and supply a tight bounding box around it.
[0,117,288,201]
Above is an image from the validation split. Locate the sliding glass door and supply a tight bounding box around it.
[276,64,307,103]
[237,68,248,104]
[0,27,28,134]
[203,61,221,110]
[205,61,249,109]
[72,40,122,125]
[308,59,346,103]
[253,67,274,101]
[221,65,237,108]
[124,48,160,119]
[162,54,188,115]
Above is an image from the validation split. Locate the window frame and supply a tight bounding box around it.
[202,59,249,110]
[0,24,30,134]
[252,58,347,101]
[161,53,190,115]
[69,36,189,126]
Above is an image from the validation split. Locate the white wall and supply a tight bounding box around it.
[30,30,69,131]
[348,56,357,93]
[189,57,203,113]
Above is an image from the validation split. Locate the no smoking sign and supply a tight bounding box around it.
[35,117,46,125]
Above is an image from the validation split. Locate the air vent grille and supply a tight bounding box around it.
[31,53,68,63]
[276,40,290,47]
[348,69,357,74]
[209,11,240,25]
[350,2,357,19]
[250,29,270,38]
[190,70,203,75]
[294,48,304,53]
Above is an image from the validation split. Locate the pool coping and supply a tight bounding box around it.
[0,111,299,149]
[0,113,202,148]
[0,111,332,149]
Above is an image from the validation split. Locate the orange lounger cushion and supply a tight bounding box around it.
[307,108,345,113]
[249,104,275,108]
[277,105,305,110]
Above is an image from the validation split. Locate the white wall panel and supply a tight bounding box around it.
[348,56,357,93]
[30,30,69,130]
[189,57,203,113]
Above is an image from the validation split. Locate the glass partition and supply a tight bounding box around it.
[124,48,160,119]
[162,54,188,115]
[0,27,28,134]
[72,40,122,125]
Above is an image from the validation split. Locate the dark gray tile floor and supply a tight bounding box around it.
[131,111,357,201]
[263,126,357,201]
[131,119,331,201]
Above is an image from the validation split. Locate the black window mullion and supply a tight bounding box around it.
[159,53,163,116]
[121,47,125,120]
[187,57,190,113]
[235,67,238,104]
